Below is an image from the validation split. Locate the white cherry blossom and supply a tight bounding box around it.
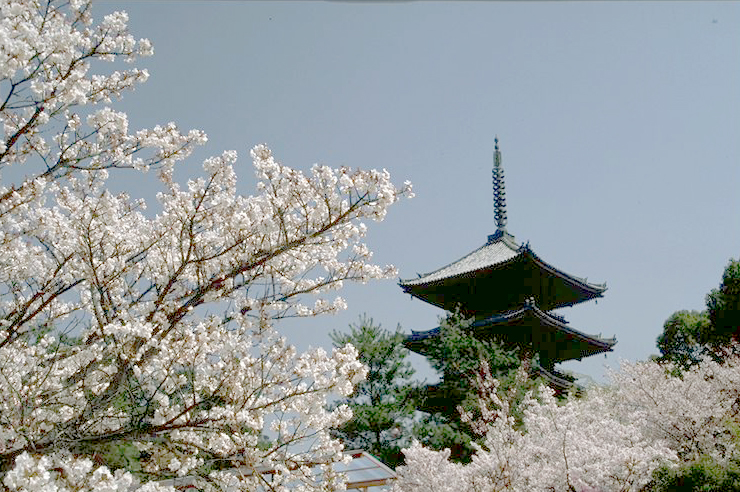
[0,1,411,490]
[396,354,740,492]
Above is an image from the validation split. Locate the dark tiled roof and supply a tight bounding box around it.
[399,231,606,316]
[400,231,520,287]
[404,298,616,363]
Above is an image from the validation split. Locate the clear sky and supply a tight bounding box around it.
[96,0,740,382]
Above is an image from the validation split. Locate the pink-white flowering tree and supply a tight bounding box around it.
[396,353,740,492]
[0,1,412,490]
[609,350,740,465]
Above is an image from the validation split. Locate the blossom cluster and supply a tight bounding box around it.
[0,1,411,490]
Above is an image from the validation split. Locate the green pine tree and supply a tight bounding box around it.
[329,316,417,468]
[414,311,535,463]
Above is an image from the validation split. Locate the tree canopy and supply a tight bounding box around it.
[705,258,740,347]
[656,310,709,369]
[658,258,740,368]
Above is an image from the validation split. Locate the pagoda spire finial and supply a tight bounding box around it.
[492,137,507,233]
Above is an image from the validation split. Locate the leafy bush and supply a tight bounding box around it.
[645,456,740,492]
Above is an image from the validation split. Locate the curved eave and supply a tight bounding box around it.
[483,301,616,359]
[521,245,607,305]
[404,301,616,363]
[522,244,606,298]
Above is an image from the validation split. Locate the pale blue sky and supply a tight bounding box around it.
[97,0,740,381]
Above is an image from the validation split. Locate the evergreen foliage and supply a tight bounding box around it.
[414,312,533,463]
[330,312,536,466]
[329,316,417,468]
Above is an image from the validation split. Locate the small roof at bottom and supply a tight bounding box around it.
[339,450,398,490]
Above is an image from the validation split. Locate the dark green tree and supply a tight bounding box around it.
[329,316,417,468]
[657,310,710,369]
[657,259,740,368]
[705,258,740,347]
[331,313,539,466]
[644,455,740,492]
[414,311,534,463]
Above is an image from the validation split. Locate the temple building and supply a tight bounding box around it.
[399,139,616,392]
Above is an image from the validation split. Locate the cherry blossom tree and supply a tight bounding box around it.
[0,1,411,490]
[610,349,740,465]
[395,353,740,492]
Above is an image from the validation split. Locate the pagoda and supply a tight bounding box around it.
[399,139,616,393]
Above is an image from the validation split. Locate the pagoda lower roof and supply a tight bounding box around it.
[399,230,606,317]
[404,299,616,364]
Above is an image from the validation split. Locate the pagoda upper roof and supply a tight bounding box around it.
[404,298,616,364]
[399,230,606,317]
